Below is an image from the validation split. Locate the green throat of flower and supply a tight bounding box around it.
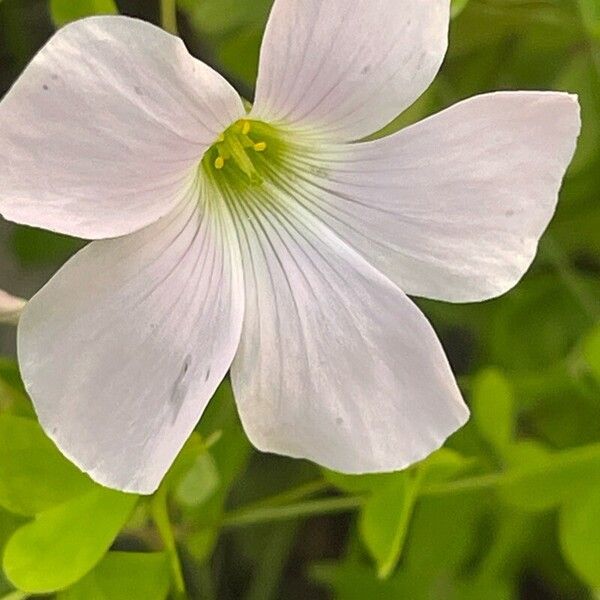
[202,119,287,188]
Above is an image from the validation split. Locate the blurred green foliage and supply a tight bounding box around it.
[1,0,600,598]
[49,0,117,27]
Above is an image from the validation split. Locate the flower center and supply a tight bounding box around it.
[202,119,284,187]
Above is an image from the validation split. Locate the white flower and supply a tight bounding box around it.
[0,2,580,494]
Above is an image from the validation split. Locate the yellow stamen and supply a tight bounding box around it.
[204,119,277,185]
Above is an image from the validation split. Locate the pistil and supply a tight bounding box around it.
[208,119,270,184]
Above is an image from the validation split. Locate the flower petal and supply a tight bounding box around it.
[0,16,244,239]
[251,0,449,141]
[286,92,581,302]
[229,191,468,474]
[17,181,244,494]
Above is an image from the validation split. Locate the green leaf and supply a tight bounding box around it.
[182,380,250,562]
[0,592,27,600]
[159,432,206,492]
[311,559,511,600]
[57,552,170,600]
[311,561,410,600]
[500,442,600,511]
[503,440,551,465]
[322,469,389,494]
[0,359,33,418]
[583,325,600,383]
[3,487,137,593]
[159,429,222,509]
[451,0,470,19]
[177,0,271,36]
[471,368,515,453]
[186,528,219,564]
[359,471,422,578]
[0,508,25,558]
[175,452,220,508]
[0,415,93,516]
[197,380,250,489]
[332,450,471,578]
[559,487,600,588]
[419,448,474,483]
[325,449,469,496]
[578,0,600,39]
[554,52,600,175]
[49,0,118,27]
[404,494,483,578]
[217,27,263,86]
[194,379,251,518]
[0,359,24,393]
[486,275,600,371]
[453,577,513,600]
[10,227,84,269]
[177,0,270,86]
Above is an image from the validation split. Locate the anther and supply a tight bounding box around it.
[241,121,251,135]
[253,142,267,152]
[214,156,225,169]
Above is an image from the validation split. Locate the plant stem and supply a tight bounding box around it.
[221,495,364,528]
[151,490,187,599]
[235,479,330,514]
[378,467,424,579]
[421,473,503,496]
[160,0,178,35]
[220,472,507,529]
[221,441,600,528]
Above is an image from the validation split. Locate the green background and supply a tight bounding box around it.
[1,0,600,598]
